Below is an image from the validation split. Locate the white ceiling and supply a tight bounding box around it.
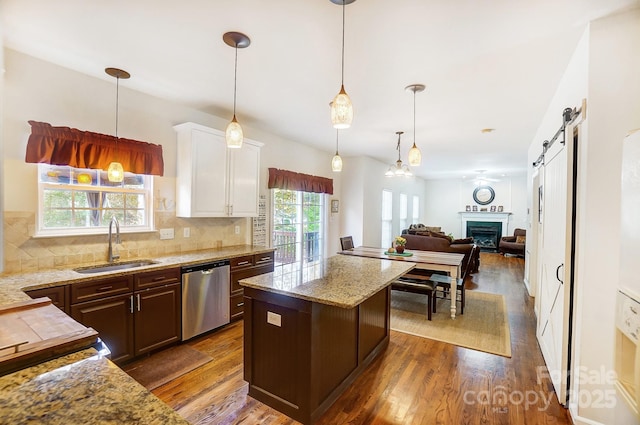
[2,0,637,179]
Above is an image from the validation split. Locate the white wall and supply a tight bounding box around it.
[527,8,640,424]
[577,9,640,424]
[340,156,427,248]
[424,175,527,239]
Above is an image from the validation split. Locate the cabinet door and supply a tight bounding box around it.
[191,129,229,216]
[71,293,134,364]
[228,140,261,217]
[175,124,229,217]
[134,283,181,356]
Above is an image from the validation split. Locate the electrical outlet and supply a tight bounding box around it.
[235,225,240,235]
[159,228,174,240]
[183,227,190,238]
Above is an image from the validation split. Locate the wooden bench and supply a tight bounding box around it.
[391,273,435,320]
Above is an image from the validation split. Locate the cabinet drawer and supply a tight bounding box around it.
[71,275,134,304]
[134,267,180,291]
[254,251,274,266]
[230,292,245,320]
[25,285,68,313]
[230,255,254,270]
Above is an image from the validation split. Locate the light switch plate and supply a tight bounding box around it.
[183,227,190,238]
[267,311,281,327]
[159,228,174,240]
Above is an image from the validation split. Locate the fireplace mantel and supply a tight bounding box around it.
[459,211,512,237]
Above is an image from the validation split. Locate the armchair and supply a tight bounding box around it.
[498,228,526,257]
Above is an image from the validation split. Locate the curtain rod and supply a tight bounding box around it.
[532,106,581,168]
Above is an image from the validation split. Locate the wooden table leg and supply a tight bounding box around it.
[449,265,460,319]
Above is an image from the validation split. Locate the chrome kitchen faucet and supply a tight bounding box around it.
[108,216,121,263]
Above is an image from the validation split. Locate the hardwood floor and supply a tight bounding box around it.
[149,253,573,424]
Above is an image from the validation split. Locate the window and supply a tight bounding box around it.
[381,189,393,248]
[399,193,408,233]
[37,164,153,236]
[272,189,325,277]
[412,195,420,224]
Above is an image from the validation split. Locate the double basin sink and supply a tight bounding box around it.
[73,259,158,274]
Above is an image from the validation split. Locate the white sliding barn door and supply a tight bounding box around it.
[536,123,577,406]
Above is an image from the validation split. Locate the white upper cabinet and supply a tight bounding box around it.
[174,122,263,218]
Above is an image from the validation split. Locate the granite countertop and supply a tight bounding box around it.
[0,244,274,306]
[0,244,272,424]
[0,347,189,424]
[239,254,414,308]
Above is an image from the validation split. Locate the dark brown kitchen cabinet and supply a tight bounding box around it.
[134,282,181,356]
[230,252,274,321]
[70,267,181,364]
[25,285,69,313]
[70,292,135,363]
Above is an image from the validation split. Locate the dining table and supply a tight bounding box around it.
[338,246,465,319]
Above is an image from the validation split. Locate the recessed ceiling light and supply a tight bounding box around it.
[481,128,495,133]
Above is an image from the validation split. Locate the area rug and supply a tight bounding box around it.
[390,290,512,357]
[123,345,213,390]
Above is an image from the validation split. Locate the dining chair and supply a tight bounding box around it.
[340,236,354,251]
[431,244,477,315]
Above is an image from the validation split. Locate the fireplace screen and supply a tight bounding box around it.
[466,221,503,252]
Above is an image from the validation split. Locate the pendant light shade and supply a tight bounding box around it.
[331,130,343,172]
[408,143,421,166]
[405,84,425,166]
[225,115,243,148]
[107,162,124,182]
[105,67,130,183]
[331,85,353,129]
[330,0,355,129]
[223,32,251,148]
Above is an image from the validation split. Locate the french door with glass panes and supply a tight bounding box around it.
[272,189,325,276]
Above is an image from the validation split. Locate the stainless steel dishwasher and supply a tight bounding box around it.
[181,260,230,341]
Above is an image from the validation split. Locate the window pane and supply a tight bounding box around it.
[124,209,145,226]
[413,195,419,220]
[44,189,72,209]
[43,208,72,228]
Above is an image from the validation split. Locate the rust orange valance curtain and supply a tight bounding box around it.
[268,168,333,194]
[25,120,164,176]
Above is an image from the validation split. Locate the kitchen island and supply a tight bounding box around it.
[240,255,414,425]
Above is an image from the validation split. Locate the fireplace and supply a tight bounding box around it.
[466,221,502,252]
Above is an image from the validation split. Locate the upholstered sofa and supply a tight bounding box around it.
[400,231,480,275]
[498,228,526,257]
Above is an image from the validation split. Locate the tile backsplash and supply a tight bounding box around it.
[3,211,250,274]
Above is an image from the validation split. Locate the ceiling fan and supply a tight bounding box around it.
[470,170,501,185]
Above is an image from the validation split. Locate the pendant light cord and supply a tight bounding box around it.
[341,1,345,85]
[115,76,120,139]
[335,130,340,155]
[396,133,401,162]
[412,89,416,147]
[233,44,238,116]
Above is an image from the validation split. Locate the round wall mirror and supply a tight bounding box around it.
[473,185,495,205]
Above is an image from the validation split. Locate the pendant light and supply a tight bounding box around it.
[330,0,355,129]
[105,67,130,183]
[223,31,251,148]
[406,84,425,166]
[331,130,343,172]
[385,131,413,177]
